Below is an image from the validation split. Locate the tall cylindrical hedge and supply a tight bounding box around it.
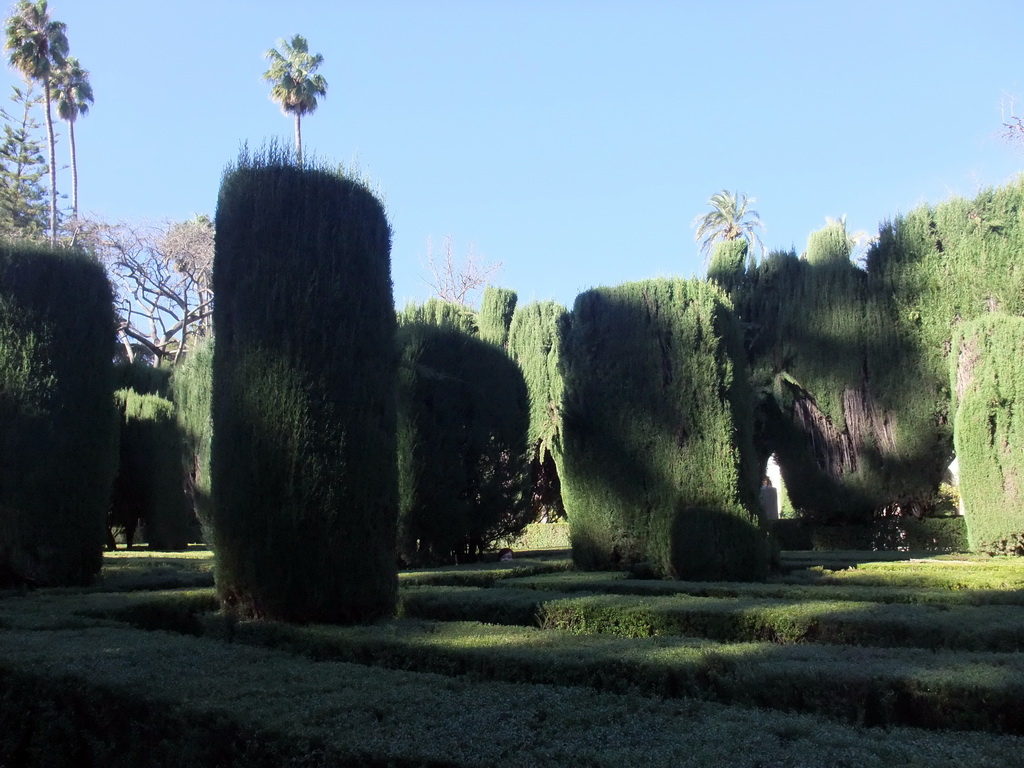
[507,300,568,521]
[212,148,398,623]
[397,323,530,564]
[560,278,767,580]
[0,243,117,586]
[110,389,193,550]
[171,337,214,537]
[950,315,1024,555]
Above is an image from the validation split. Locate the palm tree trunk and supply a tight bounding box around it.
[295,113,302,167]
[42,77,57,246]
[68,118,78,219]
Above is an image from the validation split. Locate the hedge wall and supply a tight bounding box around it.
[951,315,1024,555]
[111,389,193,550]
[212,147,398,622]
[0,243,118,585]
[171,338,214,537]
[560,278,767,580]
[397,323,530,564]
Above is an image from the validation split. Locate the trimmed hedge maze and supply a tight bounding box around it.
[1,550,1024,766]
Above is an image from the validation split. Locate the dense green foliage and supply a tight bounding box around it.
[477,285,517,349]
[951,315,1024,555]
[0,242,117,585]
[560,278,766,580]
[212,147,397,623]
[171,338,213,535]
[739,219,948,525]
[397,323,530,564]
[507,300,568,521]
[110,389,192,550]
[707,238,747,293]
[113,358,171,396]
[398,296,476,333]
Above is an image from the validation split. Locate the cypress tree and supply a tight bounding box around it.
[110,389,192,550]
[950,315,1024,555]
[478,286,517,349]
[212,146,397,623]
[171,338,214,537]
[707,239,747,294]
[398,297,476,334]
[0,243,117,586]
[560,278,767,580]
[507,300,568,521]
[397,323,530,564]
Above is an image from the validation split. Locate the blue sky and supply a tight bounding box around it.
[4,0,1022,309]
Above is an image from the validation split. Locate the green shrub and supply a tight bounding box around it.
[0,243,118,586]
[951,315,1024,555]
[111,389,193,550]
[397,323,531,564]
[398,297,476,334]
[507,301,569,522]
[477,285,517,349]
[560,278,766,580]
[171,338,214,536]
[212,146,398,623]
[497,522,571,551]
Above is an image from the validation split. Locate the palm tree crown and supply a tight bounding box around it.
[263,34,327,166]
[5,0,68,245]
[692,189,765,263]
[52,56,92,218]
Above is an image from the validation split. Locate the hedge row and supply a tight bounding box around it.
[398,584,1024,651]
[10,620,1021,767]
[769,517,968,553]
[105,594,1024,735]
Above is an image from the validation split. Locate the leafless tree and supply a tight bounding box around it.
[84,215,213,364]
[1000,96,1024,145]
[422,234,501,307]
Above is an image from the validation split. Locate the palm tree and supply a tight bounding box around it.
[262,34,327,167]
[52,56,92,219]
[4,0,67,245]
[692,189,765,264]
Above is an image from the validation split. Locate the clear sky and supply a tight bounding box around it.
[4,0,1022,309]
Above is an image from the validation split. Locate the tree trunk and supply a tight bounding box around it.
[68,118,78,219]
[42,77,57,246]
[295,113,302,167]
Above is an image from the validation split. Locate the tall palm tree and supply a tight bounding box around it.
[262,34,327,167]
[52,56,92,219]
[692,189,765,264]
[4,0,67,245]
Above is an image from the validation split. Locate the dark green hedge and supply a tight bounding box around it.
[111,390,193,550]
[397,324,530,564]
[770,517,968,553]
[560,278,767,580]
[212,147,398,622]
[0,243,117,586]
[951,315,1024,555]
[171,338,214,537]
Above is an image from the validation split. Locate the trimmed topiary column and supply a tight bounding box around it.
[951,315,1024,555]
[560,278,767,580]
[212,147,398,622]
[0,243,118,586]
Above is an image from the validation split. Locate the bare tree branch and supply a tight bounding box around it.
[421,234,501,308]
[81,216,214,364]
